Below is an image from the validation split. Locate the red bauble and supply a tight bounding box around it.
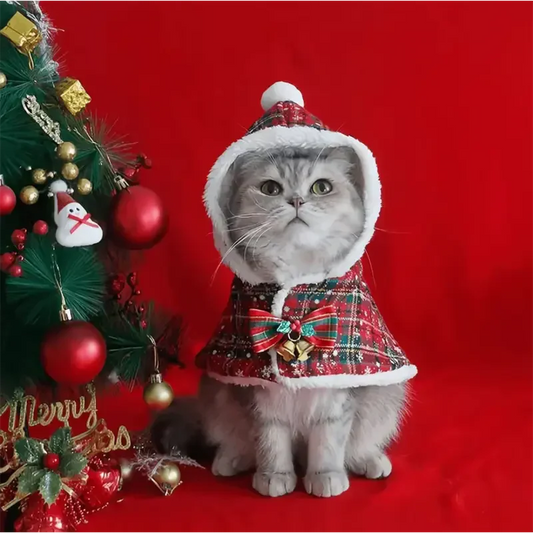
[41,321,106,386]
[33,220,49,235]
[43,453,60,470]
[0,182,16,216]
[110,185,168,250]
[14,493,72,532]
[0,252,16,272]
[79,456,122,509]
[8,264,23,277]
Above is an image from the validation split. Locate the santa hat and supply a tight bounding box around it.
[204,81,382,286]
[55,192,76,214]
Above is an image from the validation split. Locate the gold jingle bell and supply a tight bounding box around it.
[296,340,314,362]
[276,335,298,363]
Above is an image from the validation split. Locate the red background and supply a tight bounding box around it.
[40,2,533,531]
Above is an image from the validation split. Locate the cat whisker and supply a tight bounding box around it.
[210,223,270,285]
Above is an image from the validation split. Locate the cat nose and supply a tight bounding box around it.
[288,197,304,209]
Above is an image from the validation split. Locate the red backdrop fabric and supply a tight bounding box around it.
[41,2,532,531]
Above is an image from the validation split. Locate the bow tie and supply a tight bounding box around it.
[249,306,338,362]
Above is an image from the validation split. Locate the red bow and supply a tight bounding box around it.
[249,305,338,354]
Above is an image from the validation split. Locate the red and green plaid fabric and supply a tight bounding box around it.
[247,101,327,135]
[196,262,412,384]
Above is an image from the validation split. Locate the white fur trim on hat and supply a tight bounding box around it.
[261,81,304,111]
[204,125,382,287]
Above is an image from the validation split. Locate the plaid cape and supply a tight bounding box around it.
[197,262,414,387]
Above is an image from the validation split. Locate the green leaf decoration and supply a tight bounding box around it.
[17,465,45,495]
[39,470,62,505]
[49,427,72,455]
[15,438,44,465]
[59,452,87,478]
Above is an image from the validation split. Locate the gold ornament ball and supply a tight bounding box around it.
[19,185,39,205]
[77,178,93,195]
[143,376,174,411]
[56,141,77,162]
[31,168,47,185]
[152,461,181,495]
[61,162,79,181]
[0,72,7,89]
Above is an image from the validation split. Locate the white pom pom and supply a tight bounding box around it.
[48,179,68,194]
[261,82,304,111]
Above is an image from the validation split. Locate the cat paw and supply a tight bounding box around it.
[252,472,297,497]
[350,453,392,479]
[212,451,253,477]
[304,471,349,497]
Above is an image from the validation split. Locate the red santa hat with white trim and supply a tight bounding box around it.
[204,81,382,286]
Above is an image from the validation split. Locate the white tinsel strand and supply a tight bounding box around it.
[131,450,204,479]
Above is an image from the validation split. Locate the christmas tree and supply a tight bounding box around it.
[0,1,179,398]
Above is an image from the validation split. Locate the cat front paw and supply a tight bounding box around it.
[349,453,392,479]
[252,471,297,497]
[304,471,349,497]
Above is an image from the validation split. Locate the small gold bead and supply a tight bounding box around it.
[31,168,47,185]
[0,72,7,89]
[56,141,77,162]
[19,185,39,205]
[61,162,79,181]
[77,178,93,195]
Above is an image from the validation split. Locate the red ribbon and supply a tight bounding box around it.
[67,213,99,234]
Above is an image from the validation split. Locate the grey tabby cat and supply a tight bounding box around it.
[152,82,416,498]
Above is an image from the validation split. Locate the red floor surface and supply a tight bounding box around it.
[31,2,533,531]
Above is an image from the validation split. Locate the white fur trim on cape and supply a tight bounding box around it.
[207,364,418,389]
[261,81,304,111]
[204,125,382,286]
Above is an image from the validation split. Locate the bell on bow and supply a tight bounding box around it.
[296,340,314,362]
[277,339,297,362]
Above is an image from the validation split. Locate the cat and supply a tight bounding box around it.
[152,146,409,498]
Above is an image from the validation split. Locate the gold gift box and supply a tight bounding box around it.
[0,11,42,54]
[56,78,92,115]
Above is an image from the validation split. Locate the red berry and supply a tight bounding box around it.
[0,252,16,272]
[122,167,136,179]
[33,220,49,235]
[8,264,23,277]
[11,229,27,247]
[43,453,60,470]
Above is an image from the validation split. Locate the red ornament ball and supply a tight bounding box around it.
[110,185,168,250]
[8,264,23,277]
[33,220,49,235]
[41,321,107,386]
[0,182,16,216]
[43,453,60,470]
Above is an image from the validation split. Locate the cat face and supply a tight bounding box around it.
[220,146,365,282]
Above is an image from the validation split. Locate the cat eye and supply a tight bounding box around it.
[311,179,333,195]
[260,180,282,196]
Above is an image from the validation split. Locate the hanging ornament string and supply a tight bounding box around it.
[143,335,174,411]
[51,245,71,321]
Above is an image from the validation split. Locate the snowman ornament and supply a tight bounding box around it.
[50,180,103,247]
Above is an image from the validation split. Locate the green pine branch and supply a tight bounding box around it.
[6,233,106,327]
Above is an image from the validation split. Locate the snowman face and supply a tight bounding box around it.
[55,200,102,248]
